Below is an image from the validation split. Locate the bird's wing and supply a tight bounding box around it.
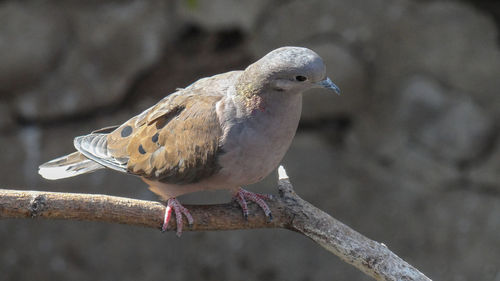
[75,91,224,184]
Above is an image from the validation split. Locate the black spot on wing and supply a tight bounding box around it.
[151,132,159,143]
[138,144,146,155]
[121,126,133,138]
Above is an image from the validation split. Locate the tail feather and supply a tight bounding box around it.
[39,152,105,180]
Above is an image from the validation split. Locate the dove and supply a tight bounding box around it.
[39,46,340,236]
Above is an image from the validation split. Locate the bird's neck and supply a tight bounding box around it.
[234,72,303,115]
[234,72,265,112]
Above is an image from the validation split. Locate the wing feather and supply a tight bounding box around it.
[105,93,224,184]
[74,134,128,173]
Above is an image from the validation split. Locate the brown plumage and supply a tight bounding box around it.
[107,93,223,184]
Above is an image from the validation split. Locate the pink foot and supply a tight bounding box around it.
[232,188,273,220]
[162,198,194,237]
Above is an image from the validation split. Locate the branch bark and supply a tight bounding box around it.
[0,167,432,281]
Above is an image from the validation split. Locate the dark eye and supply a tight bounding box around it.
[295,75,307,82]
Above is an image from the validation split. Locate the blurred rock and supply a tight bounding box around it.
[398,76,493,163]
[0,2,68,96]
[176,0,268,31]
[14,0,177,121]
[0,102,15,130]
[397,76,448,131]
[250,0,405,54]
[468,137,500,190]
[419,99,492,163]
[374,1,500,114]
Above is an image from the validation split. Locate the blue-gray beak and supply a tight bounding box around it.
[317,77,341,95]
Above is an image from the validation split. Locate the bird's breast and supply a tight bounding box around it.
[217,93,302,186]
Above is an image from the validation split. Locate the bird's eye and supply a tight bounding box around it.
[295,75,307,82]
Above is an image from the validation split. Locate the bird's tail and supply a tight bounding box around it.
[38,152,105,180]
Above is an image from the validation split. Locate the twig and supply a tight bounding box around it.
[0,166,432,281]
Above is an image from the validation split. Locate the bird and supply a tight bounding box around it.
[39,46,340,236]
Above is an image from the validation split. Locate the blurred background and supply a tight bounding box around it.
[1,0,499,280]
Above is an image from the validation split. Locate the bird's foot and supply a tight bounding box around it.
[232,188,273,221]
[162,198,194,237]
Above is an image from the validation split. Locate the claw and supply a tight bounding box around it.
[234,191,249,219]
[232,188,273,221]
[161,198,193,237]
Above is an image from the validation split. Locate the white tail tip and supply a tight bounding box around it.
[39,166,79,180]
[278,165,288,180]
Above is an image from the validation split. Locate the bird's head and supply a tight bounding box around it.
[238,46,340,96]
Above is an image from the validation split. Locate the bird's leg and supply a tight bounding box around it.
[162,198,194,237]
[232,187,273,221]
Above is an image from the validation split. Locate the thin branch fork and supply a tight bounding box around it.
[0,167,432,281]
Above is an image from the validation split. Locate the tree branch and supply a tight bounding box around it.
[0,166,431,281]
